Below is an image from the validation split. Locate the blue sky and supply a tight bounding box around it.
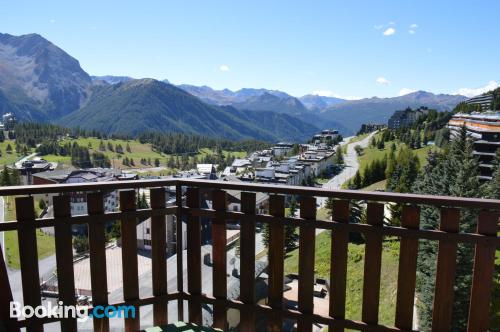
[1,0,499,98]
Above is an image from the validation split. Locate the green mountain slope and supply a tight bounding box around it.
[61,79,318,142]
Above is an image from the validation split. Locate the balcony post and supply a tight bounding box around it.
[150,187,168,326]
[239,192,257,332]
[267,194,285,332]
[16,196,42,332]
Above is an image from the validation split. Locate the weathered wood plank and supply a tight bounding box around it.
[120,190,140,331]
[268,194,285,332]
[212,189,227,329]
[329,200,350,332]
[361,202,384,325]
[467,211,498,332]
[431,208,459,332]
[297,196,316,332]
[54,195,77,332]
[150,187,168,326]
[186,187,202,325]
[239,192,256,332]
[395,205,420,330]
[87,192,109,332]
[16,196,42,332]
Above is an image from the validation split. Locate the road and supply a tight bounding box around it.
[318,132,377,207]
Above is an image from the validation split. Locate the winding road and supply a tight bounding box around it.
[318,132,377,207]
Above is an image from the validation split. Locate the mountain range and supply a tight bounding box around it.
[0,32,469,140]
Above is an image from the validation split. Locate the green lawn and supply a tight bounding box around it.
[284,231,400,325]
[0,140,31,167]
[3,196,56,269]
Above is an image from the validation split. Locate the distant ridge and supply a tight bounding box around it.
[61,79,319,141]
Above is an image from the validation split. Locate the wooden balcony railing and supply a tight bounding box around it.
[0,179,499,332]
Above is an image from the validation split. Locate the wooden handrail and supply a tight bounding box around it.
[0,178,499,209]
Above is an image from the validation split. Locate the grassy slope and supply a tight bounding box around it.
[3,196,56,269]
[0,136,247,170]
[284,231,399,326]
[42,137,163,168]
[0,140,32,167]
[358,132,436,174]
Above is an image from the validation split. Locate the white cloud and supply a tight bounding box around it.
[383,27,396,36]
[219,64,230,72]
[455,80,499,97]
[49,19,56,24]
[311,90,362,100]
[389,21,396,25]
[399,88,417,96]
[374,24,384,30]
[376,77,390,85]
[409,23,418,34]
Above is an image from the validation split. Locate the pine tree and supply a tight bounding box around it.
[413,126,482,331]
[487,150,500,198]
[334,145,344,165]
[1,165,11,186]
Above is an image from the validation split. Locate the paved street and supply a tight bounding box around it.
[317,132,376,207]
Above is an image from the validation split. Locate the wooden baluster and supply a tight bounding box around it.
[186,187,202,325]
[150,188,168,326]
[54,195,77,331]
[0,229,19,332]
[431,208,459,332]
[268,194,285,332]
[212,190,227,329]
[361,202,384,326]
[87,192,109,332]
[120,190,140,331]
[395,205,420,330]
[175,183,184,321]
[297,197,316,332]
[239,192,256,332]
[16,196,42,332]
[467,211,498,332]
[330,200,349,332]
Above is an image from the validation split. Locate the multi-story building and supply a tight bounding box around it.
[388,107,429,129]
[448,112,500,180]
[271,142,294,157]
[312,129,339,145]
[33,169,129,233]
[1,113,16,130]
[465,94,494,111]
[136,188,184,256]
